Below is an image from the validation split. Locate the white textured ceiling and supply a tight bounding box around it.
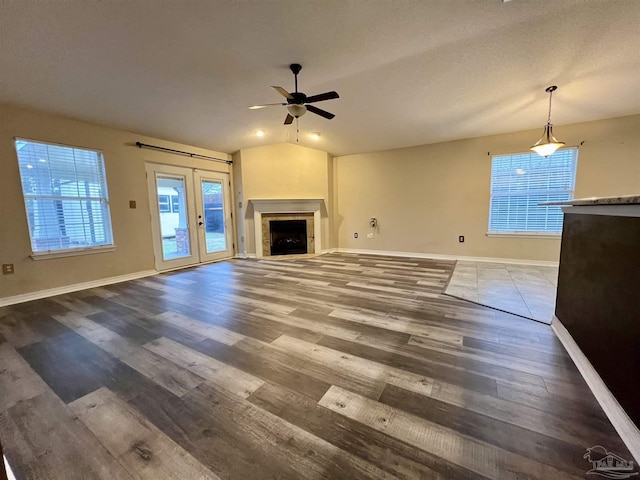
[1,1,639,156]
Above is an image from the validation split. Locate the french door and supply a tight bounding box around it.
[146,164,233,271]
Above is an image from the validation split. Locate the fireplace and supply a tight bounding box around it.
[260,212,314,256]
[249,199,324,258]
[270,220,307,255]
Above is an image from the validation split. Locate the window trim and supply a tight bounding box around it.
[485,232,561,239]
[30,245,116,260]
[487,147,578,237]
[14,137,115,257]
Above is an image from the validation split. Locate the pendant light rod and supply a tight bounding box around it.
[544,85,557,124]
[531,85,565,157]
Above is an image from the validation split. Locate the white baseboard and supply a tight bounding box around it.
[0,270,157,307]
[336,248,559,267]
[552,316,640,463]
[241,249,336,259]
[4,455,16,480]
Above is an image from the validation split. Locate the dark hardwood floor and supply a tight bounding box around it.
[0,253,634,479]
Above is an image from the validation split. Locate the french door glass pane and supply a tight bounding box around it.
[156,175,191,260]
[201,180,227,253]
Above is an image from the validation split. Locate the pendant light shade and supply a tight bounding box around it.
[531,86,565,157]
[531,124,565,157]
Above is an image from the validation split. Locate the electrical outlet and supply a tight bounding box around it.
[354,233,359,238]
[2,264,15,275]
[367,233,374,239]
[129,200,137,209]
[459,235,465,243]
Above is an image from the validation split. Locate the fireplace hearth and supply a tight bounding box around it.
[270,220,307,255]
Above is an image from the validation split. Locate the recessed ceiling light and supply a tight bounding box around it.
[256,129,265,137]
[310,132,321,139]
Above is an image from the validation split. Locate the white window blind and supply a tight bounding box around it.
[488,148,578,234]
[15,139,114,254]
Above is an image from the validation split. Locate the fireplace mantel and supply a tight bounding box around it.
[250,199,323,257]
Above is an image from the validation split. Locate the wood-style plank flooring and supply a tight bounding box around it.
[0,253,634,479]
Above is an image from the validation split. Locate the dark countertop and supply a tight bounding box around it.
[541,194,640,206]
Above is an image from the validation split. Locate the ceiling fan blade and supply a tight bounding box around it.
[306,104,335,120]
[272,86,293,99]
[284,114,294,125]
[249,102,287,110]
[305,91,340,104]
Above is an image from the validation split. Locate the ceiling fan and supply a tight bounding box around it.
[250,64,339,125]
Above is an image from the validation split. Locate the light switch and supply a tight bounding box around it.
[129,200,137,209]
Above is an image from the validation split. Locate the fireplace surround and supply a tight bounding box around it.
[249,199,323,257]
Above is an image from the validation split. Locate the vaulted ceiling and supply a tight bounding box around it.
[1,1,639,156]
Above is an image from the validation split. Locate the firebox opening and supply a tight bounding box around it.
[270,220,308,256]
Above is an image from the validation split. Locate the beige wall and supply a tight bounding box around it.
[232,143,333,256]
[334,114,640,262]
[0,104,231,300]
[2,103,637,300]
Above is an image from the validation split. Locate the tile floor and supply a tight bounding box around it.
[444,261,559,324]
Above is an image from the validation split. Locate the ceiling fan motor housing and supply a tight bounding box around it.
[289,92,307,104]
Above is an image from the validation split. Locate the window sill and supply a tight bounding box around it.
[30,245,116,260]
[486,232,561,239]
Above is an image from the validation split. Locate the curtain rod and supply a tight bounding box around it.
[135,141,232,165]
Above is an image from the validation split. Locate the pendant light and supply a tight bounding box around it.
[531,85,565,157]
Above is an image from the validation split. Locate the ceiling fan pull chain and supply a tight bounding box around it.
[296,117,300,142]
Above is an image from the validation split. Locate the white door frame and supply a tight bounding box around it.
[145,163,234,271]
[193,169,234,263]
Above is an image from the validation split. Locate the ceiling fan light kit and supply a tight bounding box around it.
[530,85,565,158]
[286,104,307,118]
[250,63,339,127]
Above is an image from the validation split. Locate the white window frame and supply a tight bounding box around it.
[487,148,578,237]
[171,194,180,213]
[14,138,115,259]
[158,194,171,213]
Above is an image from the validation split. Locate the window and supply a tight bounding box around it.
[158,194,170,213]
[488,148,578,235]
[171,194,180,213]
[15,139,114,255]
